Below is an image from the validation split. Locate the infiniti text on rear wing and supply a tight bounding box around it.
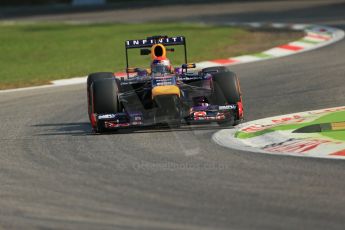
[125,36,186,49]
[124,35,188,77]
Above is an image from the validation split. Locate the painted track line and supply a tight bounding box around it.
[213,106,345,160]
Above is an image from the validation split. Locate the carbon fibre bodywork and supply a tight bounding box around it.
[93,71,243,130]
[87,35,243,132]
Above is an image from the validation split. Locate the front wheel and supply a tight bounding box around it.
[87,72,117,119]
[89,77,121,133]
[211,70,243,125]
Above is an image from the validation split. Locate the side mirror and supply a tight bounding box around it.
[182,63,196,69]
[140,49,151,55]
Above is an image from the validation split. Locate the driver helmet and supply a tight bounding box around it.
[151,58,173,74]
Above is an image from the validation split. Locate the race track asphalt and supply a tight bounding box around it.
[1,1,345,229]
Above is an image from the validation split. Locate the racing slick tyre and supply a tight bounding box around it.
[87,72,115,91]
[90,77,122,133]
[201,66,230,75]
[87,72,116,117]
[211,71,242,126]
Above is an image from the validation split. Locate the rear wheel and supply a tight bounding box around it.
[212,71,240,104]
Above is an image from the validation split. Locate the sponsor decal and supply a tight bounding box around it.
[131,121,143,125]
[262,138,337,153]
[193,111,207,117]
[331,149,345,156]
[179,76,208,81]
[133,116,142,121]
[240,124,273,133]
[194,116,217,121]
[126,36,184,48]
[239,113,327,133]
[213,106,345,159]
[216,114,226,120]
[309,106,345,115]
[152,76,176,87]
[98,114,116,119]
[219,105,236,110]
[239,115,307,133]
[192,111,226,120]
[104,121,130,128]
[271,115,305,124]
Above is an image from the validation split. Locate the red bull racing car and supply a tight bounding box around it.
[87,35,244,133]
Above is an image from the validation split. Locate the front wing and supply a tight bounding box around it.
[95,104,238,130]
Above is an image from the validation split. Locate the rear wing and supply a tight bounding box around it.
[125,36,186,49]
[124,35,188,77]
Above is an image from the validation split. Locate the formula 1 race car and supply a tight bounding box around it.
[87,35,244,133]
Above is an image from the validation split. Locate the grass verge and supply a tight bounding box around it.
[0,22,303,89]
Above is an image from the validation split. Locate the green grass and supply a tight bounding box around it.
[0,22,301,89]
[0,23,244,88]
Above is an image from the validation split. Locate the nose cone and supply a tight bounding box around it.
[152,85,180,99]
